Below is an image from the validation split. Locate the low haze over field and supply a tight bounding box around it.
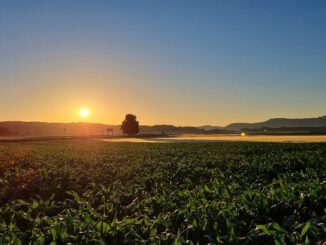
[1,0,326,125]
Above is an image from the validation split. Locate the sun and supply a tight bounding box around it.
[79,108,90,118]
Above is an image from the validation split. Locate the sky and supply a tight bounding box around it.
[0,0,325,126]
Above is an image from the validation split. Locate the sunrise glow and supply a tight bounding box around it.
[80,108,90,118]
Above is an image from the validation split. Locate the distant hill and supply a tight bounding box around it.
[2,116,326,137]
[0,121,120,137]
[141,125,204,134]
[226,115,326,131]
[0,122,208,137]
[197,125,223,131]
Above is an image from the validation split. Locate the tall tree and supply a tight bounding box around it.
[121,114,139,136]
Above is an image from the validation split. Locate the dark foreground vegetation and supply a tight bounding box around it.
[0,141,325,244]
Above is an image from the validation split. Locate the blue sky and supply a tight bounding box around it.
[0,0,325,125]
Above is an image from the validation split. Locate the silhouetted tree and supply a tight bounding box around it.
[121,114,139,136]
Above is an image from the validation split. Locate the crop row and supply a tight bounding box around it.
[0,141,325,244]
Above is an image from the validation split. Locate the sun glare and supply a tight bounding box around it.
[80,108,90,118]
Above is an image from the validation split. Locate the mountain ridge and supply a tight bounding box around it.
[225,115,326,131]
[1,115,326,136]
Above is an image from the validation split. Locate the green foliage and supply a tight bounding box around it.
[0,141,325,244]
